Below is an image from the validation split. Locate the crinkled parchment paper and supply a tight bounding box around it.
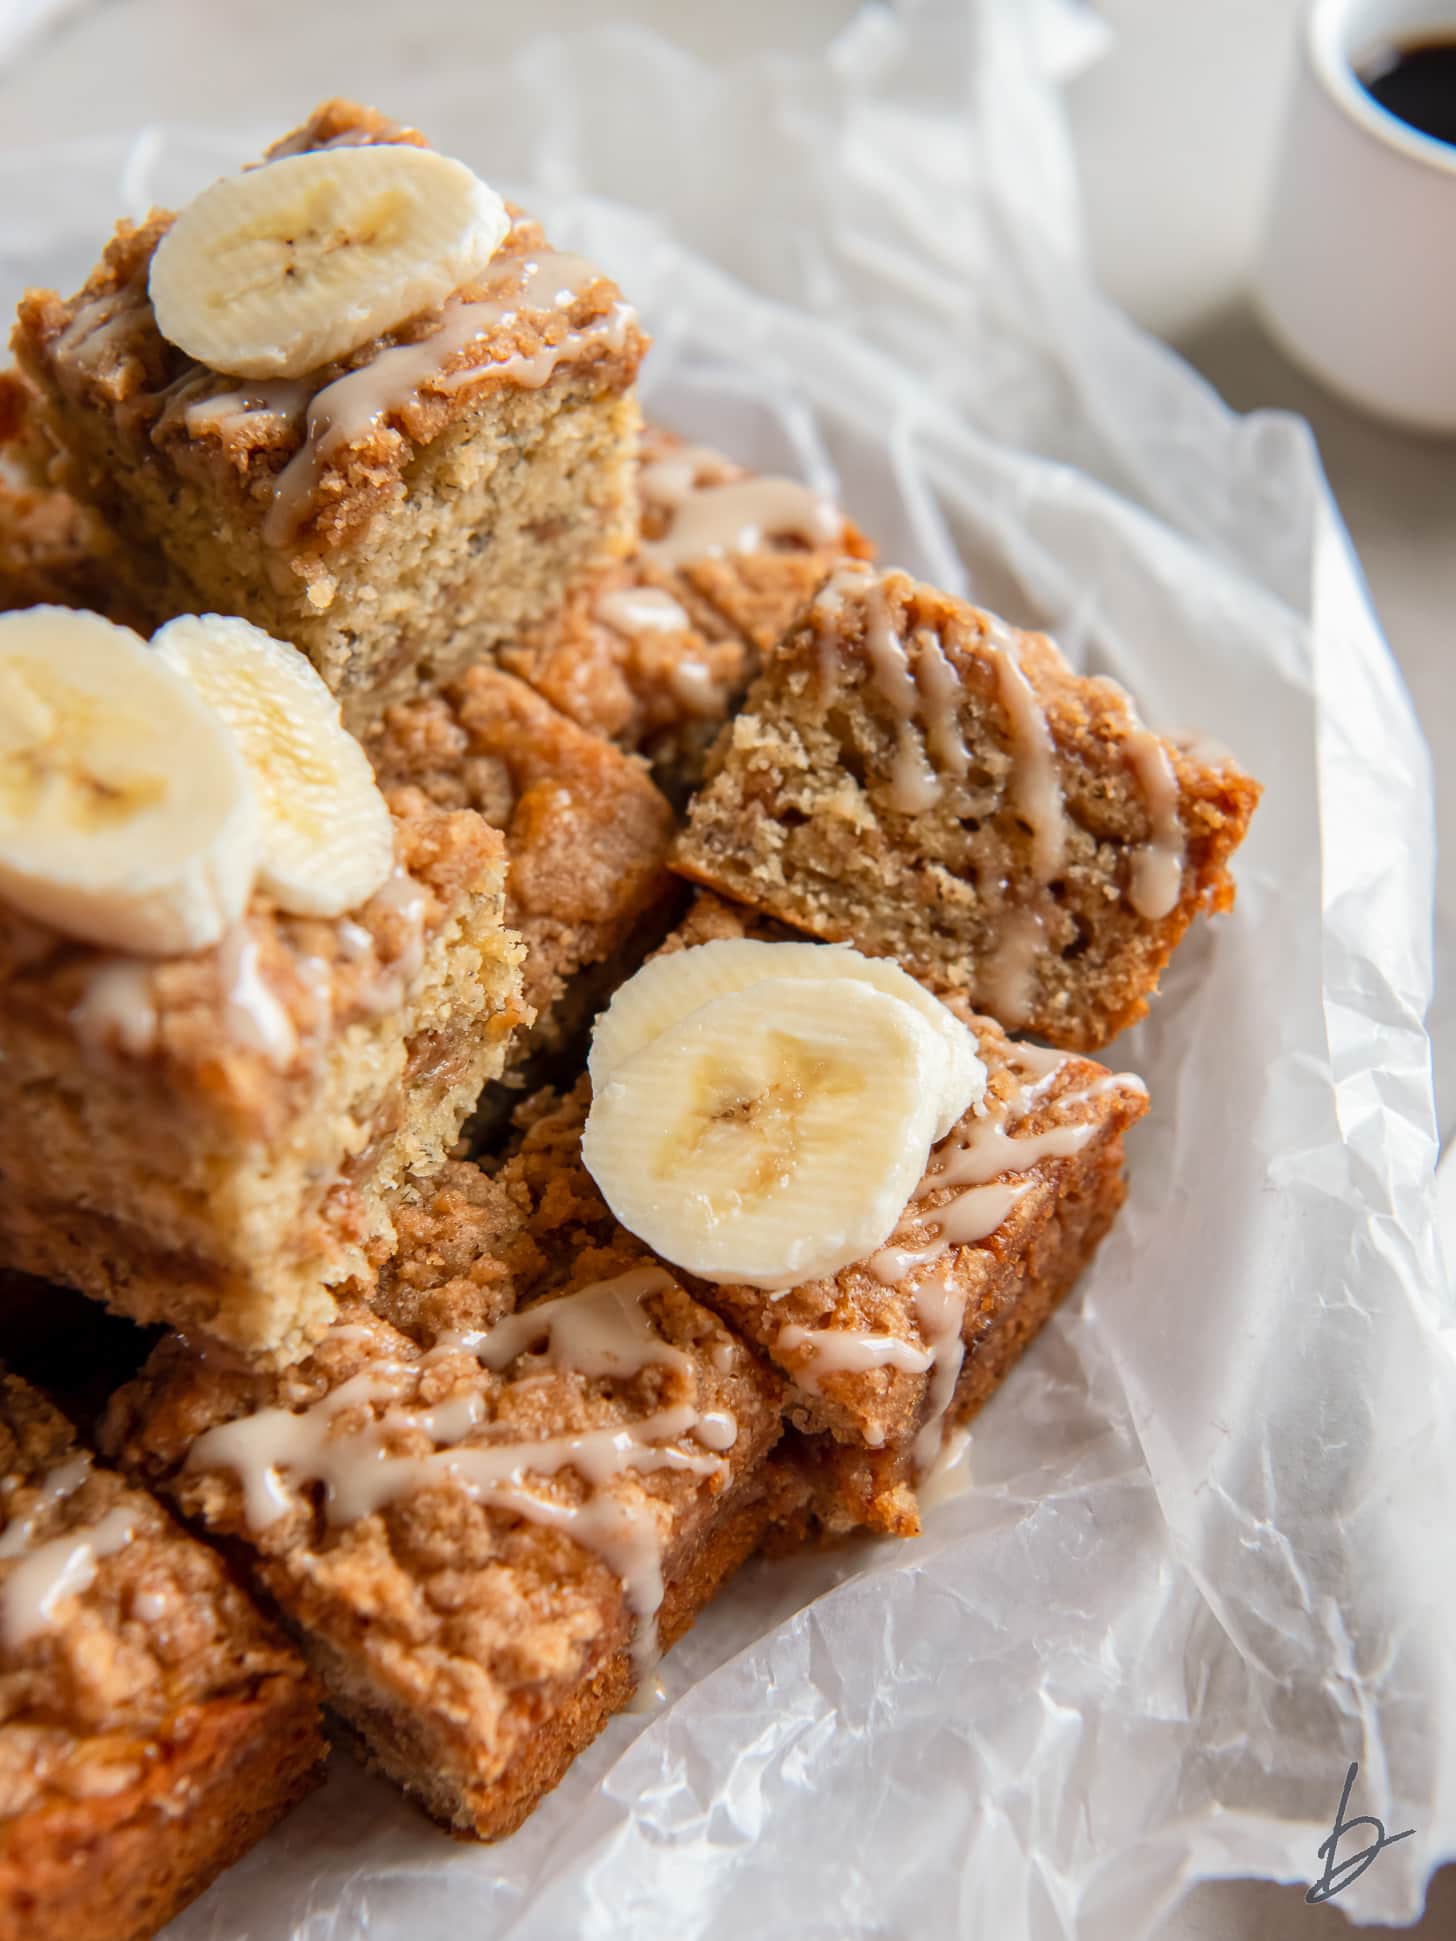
[0,2,1450,1933]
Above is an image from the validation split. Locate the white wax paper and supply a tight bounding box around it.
[1,2,1451,1933]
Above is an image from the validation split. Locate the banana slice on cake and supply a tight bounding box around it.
[153,615,394,919]
[590,936,986,1140]
[582,975,946,1289]
[0,607,258,954]
[149,143,510,379]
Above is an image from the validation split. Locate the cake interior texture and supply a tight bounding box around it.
[674,563,1261,1050]
[0,1373,325,1941]
[498,424,874,797]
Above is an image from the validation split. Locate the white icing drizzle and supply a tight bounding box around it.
[185,1268,735,1677]
[641,476,843,568]
[264,251,628,545]
[594,587,692,637]
[910,1274,967,1471]
[626,1670,669,1715]
[55,293,137,377]
[0,1455,91,1557]
[668,658,724,716]
[336,918,374,960]
[979,908,1046,1031]
[1003,1039,1067,1080]
[809,575,1066,1031]
[932,1100,1099,1185]
[861,578,942,814]
[72,961,159,1059]
[467,1268,693,1381]
[917,1425,973,1510]
[296,953,335,1050]
[356,869,429,1014]
[218,927,297,1066]
[515,252,605,310]
[2,1505,135,1650]
[696,1410,739,1451]
[442,302,634,399]
[774,1323,934,1379]
[980,615,1067,885]
[914,627,971,779]
[636,448,727,509]
[869,1182,1032,1283]
[775,1047,1144,1474]
[1124,721,1185,921]
[813,575,1077,1015]
[184,379,310,437]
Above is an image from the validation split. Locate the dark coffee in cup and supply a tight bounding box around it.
[1358,37,1456,146]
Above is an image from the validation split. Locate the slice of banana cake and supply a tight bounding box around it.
[11,100,647,734]
[503,894,1147,1538]
[103,1163,791,1842]
[674,563,1261,1051]
[0,607,527,1364]
[0,1371,325,1941]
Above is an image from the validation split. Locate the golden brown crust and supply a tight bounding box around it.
[500,426,875,798]
[0,476,132,621]
[12,111,644,568]
[0,797,518,1141]
[373,666,677,1047]
[501,891,1144,1534]
[10,102,647,734]
[774,1111,1133,1541]
[104,1192,786,1840]
[673,566,1261,1051]
[0,368,138,623]
[0,796,529,1361]
[0,1374,325,1938]
[507,1056,1140,1491]
[0,1668,322,1941]
[331,1455,788,1840]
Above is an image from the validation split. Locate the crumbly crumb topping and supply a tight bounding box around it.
[0,1374,306,1824]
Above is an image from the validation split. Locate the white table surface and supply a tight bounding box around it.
[0,0,1449,1933]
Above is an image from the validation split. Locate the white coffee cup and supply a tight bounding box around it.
[1257,0,1456,433]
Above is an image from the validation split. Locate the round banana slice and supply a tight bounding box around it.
[149,144,511,380]
[582,976,944,1289]
[152,615,394,919]
[589,936,985,1142]
[0,607,258,954]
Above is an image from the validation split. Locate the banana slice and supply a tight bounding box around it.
[153,615,393,918]
[582,976,944,1289]
[0,607,258,954]
[589,937,985,1141]
[149,144,510,380]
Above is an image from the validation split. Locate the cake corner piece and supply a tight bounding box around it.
[11,96,648,733]
[0,783,529,1364]
[0,1369,326,1941]
[506,890,1148,1540]
[103,1169,788,1842]
[672,561,1261,1051]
